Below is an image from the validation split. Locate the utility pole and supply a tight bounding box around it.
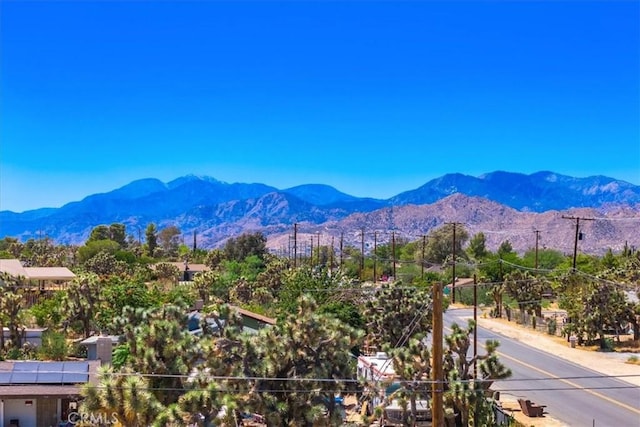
[360,228,365,281]
[562,216,595,270]
[373,232,377,284]
[310,236,314,268]
[421,235,426,280]
[330,236,335,274]
[432,280,444,427]
[317,232,321,267]
[340,231,344,269]
[193,230,197,253]
[534,230,540,270]
[392,231,397,280]
[473,274,478,379]
[448,222,463,303]
[293,223,298,268]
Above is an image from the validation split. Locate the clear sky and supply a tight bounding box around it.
[1,0,639,213]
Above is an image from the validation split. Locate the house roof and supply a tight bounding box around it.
[154,262,210,272]
[0,259,75,281]
[0,259,27,277]
[444,277,475,289]
[78,335,121,345]
[0,360,100,398]
[2,327,48,338]
[0,361,91,384]
[357,352,396,380]
[0,384,85,398]
[234,306,276,325]
[188,305,275,336]
[24,266,76,280]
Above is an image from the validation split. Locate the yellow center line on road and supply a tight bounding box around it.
[495,350,640,415]
[443,325,640,415]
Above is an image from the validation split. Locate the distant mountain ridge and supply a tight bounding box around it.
[1,171,639,254]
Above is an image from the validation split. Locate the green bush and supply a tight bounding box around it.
[603,337,615,352]
[38,330,68,361]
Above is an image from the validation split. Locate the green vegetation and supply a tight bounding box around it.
[0,222,638,425]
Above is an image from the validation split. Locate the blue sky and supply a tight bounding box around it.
[1,0,639,213]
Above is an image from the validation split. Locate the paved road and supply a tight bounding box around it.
[444,308,640,426]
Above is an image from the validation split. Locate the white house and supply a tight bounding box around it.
[0,360,100,427]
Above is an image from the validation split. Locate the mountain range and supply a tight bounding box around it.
[1,171,639,255]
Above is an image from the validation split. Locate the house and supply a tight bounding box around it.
[0,360,100,427]
[357,351,397,408]
[382,399,432,426]
[0,259,75,306]
[444,277,475,297]
[1,328,47,349]
[162,262,210,282]
[77,335,120,364]
[357,352,432,424]
[187,305,276,336]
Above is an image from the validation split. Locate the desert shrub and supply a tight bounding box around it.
[38,330,68,360]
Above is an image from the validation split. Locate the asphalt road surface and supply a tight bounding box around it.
[444,308,640,427]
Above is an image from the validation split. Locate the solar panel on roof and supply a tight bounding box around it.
[0,361,90,384]
[0,372,12,384]
[11,362,38,383]
[12,361,40,371]
[38,361,64,383]
[62,361,89,383]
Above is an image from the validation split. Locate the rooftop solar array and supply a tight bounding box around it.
[0,361,89,384]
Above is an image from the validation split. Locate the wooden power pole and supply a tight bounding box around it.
[432,280,444,427]
[561,215,595,270]
[534,230,540,270]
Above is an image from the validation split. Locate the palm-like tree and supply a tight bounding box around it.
[385,337,432,425]
[503,270,545,326]
[0,272,27,350]
[80,365,163,427]
[443,321,511,426]
[61,272,103,338]
[363,280,432,352]
[122,304,200,406]
[250,296,363,426]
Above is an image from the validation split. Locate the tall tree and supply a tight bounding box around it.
[504,270,545,325]
[385,337,432,425]
[88,225,111,243]
[443,321,511,426]
[116,303,200,407]
[61,272,104,338]
[109,223,127,247]
[80,365,164,427]
[173,304,250,426]
[0,272,27,350]
[145,223,159,257]
[467,232,488,260]
[363,280,432,352]
[224,232,268,262]
[248,296,363,426]
[158,225,182,258]
[424,224,469,265]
